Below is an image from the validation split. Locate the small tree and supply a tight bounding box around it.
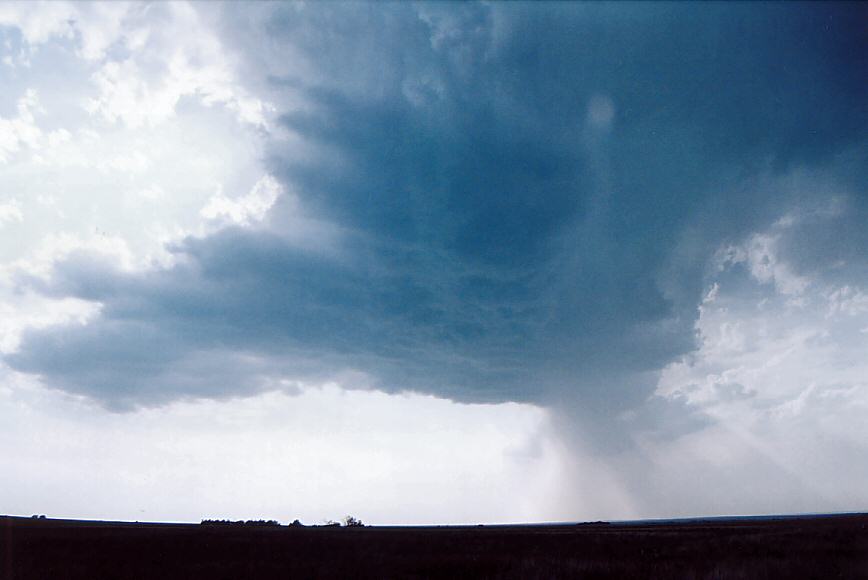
[343,515,364,527]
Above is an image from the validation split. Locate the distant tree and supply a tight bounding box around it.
[289,519,304,527]
[343,515,364,527]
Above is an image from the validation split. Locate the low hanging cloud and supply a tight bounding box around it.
[5,1,867,447]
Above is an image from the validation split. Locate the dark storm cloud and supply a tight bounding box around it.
[7,3,867,423]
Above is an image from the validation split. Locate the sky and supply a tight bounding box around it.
[0,1,866,525]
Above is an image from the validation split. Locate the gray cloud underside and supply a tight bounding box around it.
[8,3,867,423]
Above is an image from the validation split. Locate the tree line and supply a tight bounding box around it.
[200,516,364,527]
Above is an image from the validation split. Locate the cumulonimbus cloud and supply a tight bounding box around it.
[6,3,867,439]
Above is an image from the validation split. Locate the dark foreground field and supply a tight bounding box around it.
[3,513,868,579]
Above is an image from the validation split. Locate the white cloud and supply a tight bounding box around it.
[0,199,23,227]
[0,89,43,163]
[0,293,98,354]
[69,3,133,61]
[643,214,868,516]
[1,3,270,128]
[84,3,271,129]
[0,4,275,272]
[85,59,175,128]
[201,174,281,227]
[660,266,868,412]
[716,230,810,297]
[0,2,76,47]
[2,231,136,282]
[825,285,868,318]
[0,2,139,64]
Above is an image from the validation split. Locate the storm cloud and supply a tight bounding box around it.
[7,0,867,438]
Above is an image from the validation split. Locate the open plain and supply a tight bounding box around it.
[3,513,867,579]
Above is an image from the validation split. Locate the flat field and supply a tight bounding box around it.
[2,513,867,579]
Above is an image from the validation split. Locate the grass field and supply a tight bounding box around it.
[3,513,868,579]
